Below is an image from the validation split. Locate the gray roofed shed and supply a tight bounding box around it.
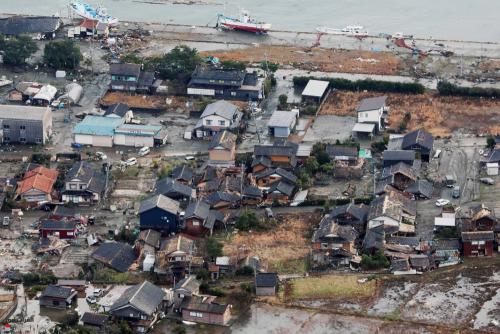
[139,194,180,215]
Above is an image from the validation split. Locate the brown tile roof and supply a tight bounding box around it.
[16,166,58,196]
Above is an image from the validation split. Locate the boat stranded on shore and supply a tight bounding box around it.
[69,1,119,26]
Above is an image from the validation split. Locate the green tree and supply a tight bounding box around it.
[260,61,279,74]
[205,237,223,258]
[221,60,246,71]
[486,136,496,149]
[278,94,288,109]
[361,250,390,270]
[304,156,320,175]
[44,40,83,69]
[148,45,201,82]
[1,35,37,66]
[235,211,261,231]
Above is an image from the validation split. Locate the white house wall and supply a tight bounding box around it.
[113,133,154,147]
[358,108,382,128]
[203,114,231,128]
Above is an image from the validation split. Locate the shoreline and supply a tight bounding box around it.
[1,12,500,46]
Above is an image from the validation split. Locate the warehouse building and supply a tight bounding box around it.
[0,105,52,144]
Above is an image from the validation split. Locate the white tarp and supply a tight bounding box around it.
[60,82,83,104]
[33,84,57,102]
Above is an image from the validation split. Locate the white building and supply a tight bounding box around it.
[268,110,298,138]
[355,96,388,134]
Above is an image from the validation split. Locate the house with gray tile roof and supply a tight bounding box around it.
[109,280,166,332]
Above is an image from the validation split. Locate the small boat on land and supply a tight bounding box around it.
[316,25,368,37]
[217,10,271,34]
[69,1,119,26]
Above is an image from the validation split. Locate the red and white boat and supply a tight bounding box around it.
[217,10,271,34]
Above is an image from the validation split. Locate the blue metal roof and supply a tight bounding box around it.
[73,116,124,136]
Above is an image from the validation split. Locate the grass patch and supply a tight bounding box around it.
[269,258,308,274]
[290,275,376,300]
[93,268,130,283]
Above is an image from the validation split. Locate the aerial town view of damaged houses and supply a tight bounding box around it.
[0,1,499,333]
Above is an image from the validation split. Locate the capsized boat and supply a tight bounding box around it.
[69,1,119,26]
[217,10,271,34]
[316,25,368,37]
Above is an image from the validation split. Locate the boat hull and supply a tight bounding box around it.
[70,2,119,26]
[218,17,271,33]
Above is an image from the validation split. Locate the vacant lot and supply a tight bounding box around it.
[223,212,320,273]
[319,91,500,136]
[100,92,167,109]
[201,46,404,75]
[290,275,377,300]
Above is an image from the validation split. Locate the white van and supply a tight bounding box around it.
[138,146,150,157]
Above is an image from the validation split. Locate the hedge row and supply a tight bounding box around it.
[293,76,425,94]
[437,81,500,98]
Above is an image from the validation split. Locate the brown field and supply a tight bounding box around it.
[223,212,320,272]
[100,92,167,109]
[290,275,377,300]
[200,46,404,75]
[319,91,500,137]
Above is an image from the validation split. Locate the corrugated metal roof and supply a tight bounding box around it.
[73,116,124,136]
[301,80,329,97]
[352,122,375,133]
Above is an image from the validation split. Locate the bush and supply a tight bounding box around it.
[221,60,246,71]
[278,94,288,109]
[235,266,254,276]
[172,324,187,334]
[437,81,500,98]
[487,136,496,149]
[44,40,83,69]
[235,211,262,231]
[371,140,387,153]
[31,153,52,166]
[293,76,425,94]
[195,268,210,281]
[361,250,390,270]
[22,272,57,286]
[205,237,223,258]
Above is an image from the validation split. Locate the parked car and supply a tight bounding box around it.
[444,175,455,188]
[480,177,495,185]
[435,199,451,207]
[95,152,107,160]
[71,142,83,149]
[93,288,103,297]
[185,156,195,161]
[138,146,150,157]
[86,295,97,304]
[121,157,137,167]
[452,186,460,198]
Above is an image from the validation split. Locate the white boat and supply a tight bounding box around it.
[316,25,368,37]
[217,10,271,34]
[69,1,119,26]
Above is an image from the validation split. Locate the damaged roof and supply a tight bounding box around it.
[209,130,236,150]
[402,129,434,151]
[312,215,358,243]
[406,180,433,198]
[0,16,61,35]
[330,203,368,222]
[139,194,180,215]
[92,242,137,273]
[155,177,194,198]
